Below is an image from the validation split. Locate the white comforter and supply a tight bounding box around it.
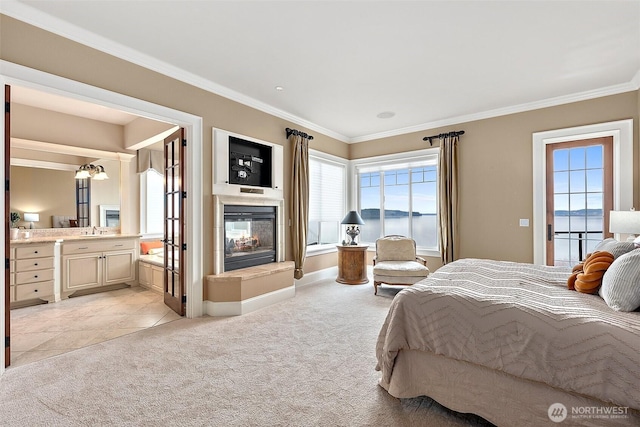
[376,258,640,410]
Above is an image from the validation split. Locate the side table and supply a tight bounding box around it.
[336,245,369,285]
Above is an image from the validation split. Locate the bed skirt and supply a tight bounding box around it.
[379,349,640,427]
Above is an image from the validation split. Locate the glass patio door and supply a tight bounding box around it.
[545,137,613,266]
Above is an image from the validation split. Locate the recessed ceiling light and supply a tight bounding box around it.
[275,86,284,91]
[377,111,395,119]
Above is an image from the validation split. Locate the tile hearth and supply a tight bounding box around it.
[9,286,182,367]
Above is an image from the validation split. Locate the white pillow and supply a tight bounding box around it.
[599,249,640,312]
[147,247,164,255]
[593,238,636,259]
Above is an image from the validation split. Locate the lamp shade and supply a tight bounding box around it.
[609,210,640,234]
[23,213,39,222]
[341,211,365,225]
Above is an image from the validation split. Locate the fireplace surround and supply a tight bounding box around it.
[213,195,285,274]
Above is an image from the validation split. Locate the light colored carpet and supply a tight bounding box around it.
[0,279,493,426]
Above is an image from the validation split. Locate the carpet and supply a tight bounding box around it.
[0,279,493,426]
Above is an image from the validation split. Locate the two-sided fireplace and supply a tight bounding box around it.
[224,205,277,271]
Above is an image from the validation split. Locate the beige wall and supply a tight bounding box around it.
[0,15,347,279]
[2,14,638,276]
[352,92,640,264]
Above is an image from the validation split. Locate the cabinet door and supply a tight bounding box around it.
[151,265,164,293]
[139,261,151,286]
[103,250,135,285]
[63,253,101,291]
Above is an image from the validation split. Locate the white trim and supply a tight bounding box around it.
[306,245,338,256]
[3,2,638,145]
[10,158,77,171]
[204,285,295,316]
[10,137,136,162]
[0,3,347,143]
[532,119,634,265]
[0,62,204,326]
[349,81,639,144]
[294,266,339,288]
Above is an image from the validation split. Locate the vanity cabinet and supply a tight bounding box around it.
[139,260,164,294]
[62,238,137,295]
[11,243,56,303]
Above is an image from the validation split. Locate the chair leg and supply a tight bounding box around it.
[374,282,379,295]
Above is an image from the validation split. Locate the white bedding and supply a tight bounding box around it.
[376,258,640,411]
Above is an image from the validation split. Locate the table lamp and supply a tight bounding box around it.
[24,212,39,229]
[609,210,640,241]
[341,211,365,245]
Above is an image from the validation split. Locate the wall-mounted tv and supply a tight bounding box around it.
[228,136,273,188]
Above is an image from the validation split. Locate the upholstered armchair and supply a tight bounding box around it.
[373,235,429,295]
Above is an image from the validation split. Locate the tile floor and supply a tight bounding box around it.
[9,286,183,368]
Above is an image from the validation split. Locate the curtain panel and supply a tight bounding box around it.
[438,134,459,264]
[290,134,310,279]
[137,148,164,174]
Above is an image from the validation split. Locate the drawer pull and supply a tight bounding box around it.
[34,250,38,254]
[114,244,124,247]
[34,275,38,278]
[78,246,89,249]
[34,289,38,292]
[34,263,38,266]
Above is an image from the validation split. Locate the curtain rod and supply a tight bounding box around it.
[286,127,314,141]
[423,130,465,146]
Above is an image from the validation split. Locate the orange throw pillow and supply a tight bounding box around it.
[568,251,614,294]
[140,240,163,254]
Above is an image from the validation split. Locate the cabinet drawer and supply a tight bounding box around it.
[15,281,54,301]
[9,260,15,273]
[15,257,54,272]
[9,286,15,303]
[15,244,54,259]
[63,239,136,255]
[15,268,54,285]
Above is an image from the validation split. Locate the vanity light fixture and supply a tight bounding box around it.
[75,164,109,180]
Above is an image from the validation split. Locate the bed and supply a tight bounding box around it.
[376,257,640,426]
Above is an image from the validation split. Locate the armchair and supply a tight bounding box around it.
[373,235,429,295]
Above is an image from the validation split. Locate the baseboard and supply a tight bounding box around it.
[294,266,338,288]
[204,285,295,316]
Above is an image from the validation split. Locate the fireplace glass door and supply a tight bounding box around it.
[224,205,276,271]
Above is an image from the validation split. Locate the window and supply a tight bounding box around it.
[308,151,347,249]
[356,151,439,252]
[140,168,164,236]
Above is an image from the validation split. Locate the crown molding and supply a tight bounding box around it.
[349,76,640,144]
[2,2,638,145]
[0,2,349,143]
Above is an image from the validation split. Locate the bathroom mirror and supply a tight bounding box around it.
[9,157,121,229]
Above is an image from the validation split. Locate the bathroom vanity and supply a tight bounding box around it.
[10,234,139,306]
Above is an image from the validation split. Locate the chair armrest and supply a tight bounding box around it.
[416,256,427,266]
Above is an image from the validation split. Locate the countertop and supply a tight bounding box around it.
[10,234,141,245]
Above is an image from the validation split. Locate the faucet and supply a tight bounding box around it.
[92,226,98,235]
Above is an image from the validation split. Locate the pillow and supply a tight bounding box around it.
[140,240,163,254]
[147,247,164,255]
[599,249,640,312]
[593,238,635,259]
[567,251,613,294]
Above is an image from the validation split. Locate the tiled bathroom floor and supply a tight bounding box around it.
[9,286,182,367]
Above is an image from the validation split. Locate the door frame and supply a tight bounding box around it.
[533,119,634,265]
[0,61,204,373]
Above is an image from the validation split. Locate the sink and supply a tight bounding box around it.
[79,234,116,238]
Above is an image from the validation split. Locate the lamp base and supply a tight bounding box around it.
[345,226,360,245]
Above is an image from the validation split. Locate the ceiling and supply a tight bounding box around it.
[3,1,640,143]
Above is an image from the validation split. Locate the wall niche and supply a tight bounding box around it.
[212,128,284,199]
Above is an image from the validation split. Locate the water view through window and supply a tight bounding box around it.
[551,142,610,266]
[359,166,438,249]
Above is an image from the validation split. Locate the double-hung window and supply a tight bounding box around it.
[308,150,347,250]
[355,150,439,252]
